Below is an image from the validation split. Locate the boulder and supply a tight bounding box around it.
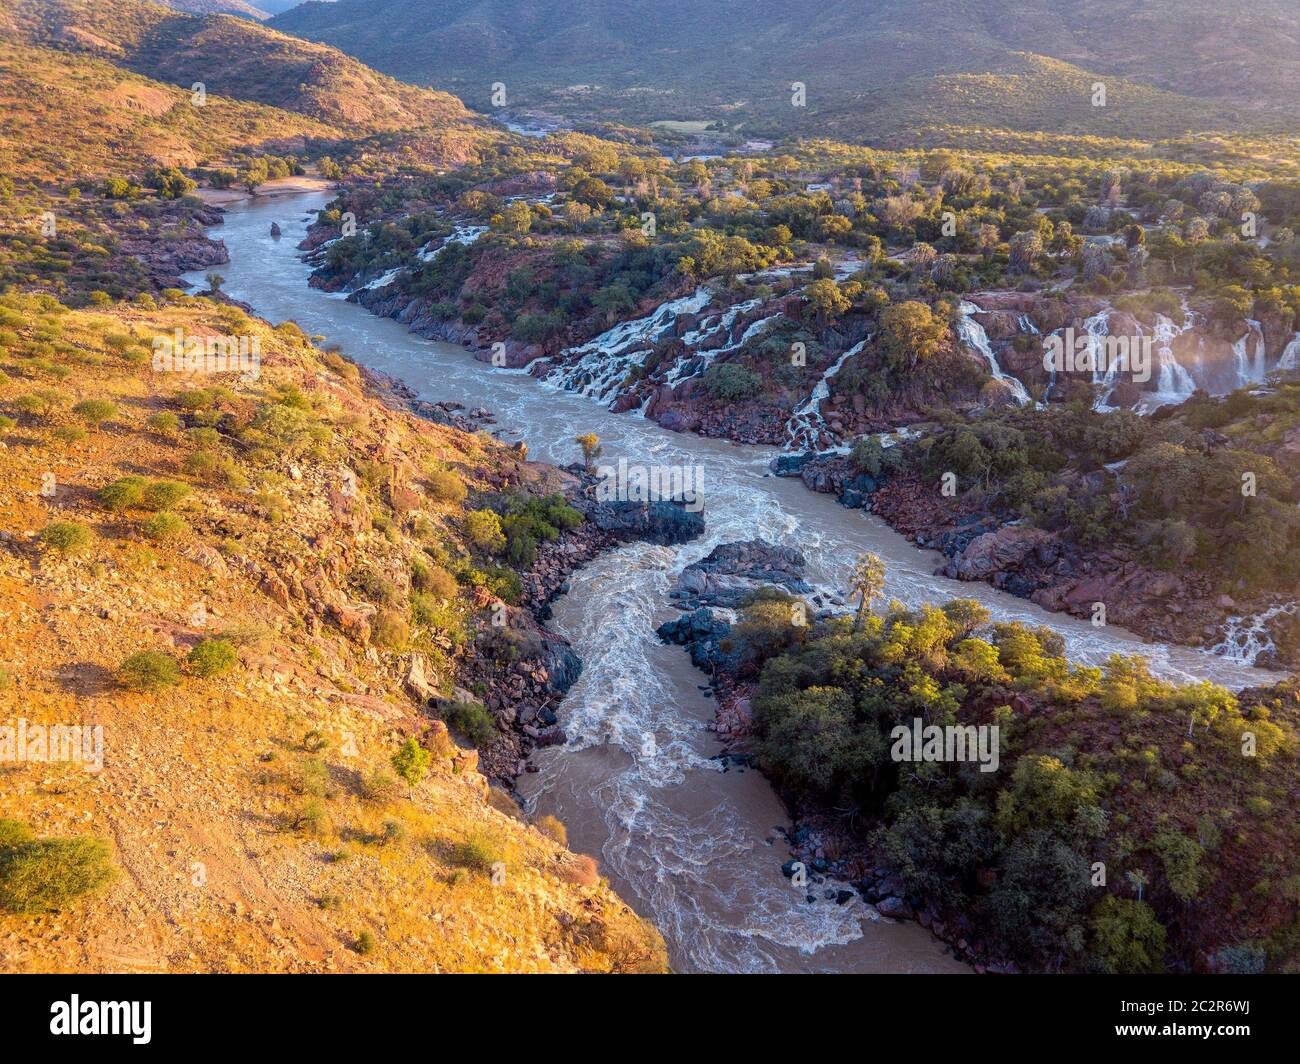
[404,653,438,703]
[951,525,1054,581]
[588,499,705,545]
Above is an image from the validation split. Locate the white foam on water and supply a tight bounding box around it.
[417,224,487,262]
[1231,319,1269,386]
[1211,603,1297,665]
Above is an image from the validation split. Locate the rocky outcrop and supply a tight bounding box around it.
[670,539,812,609]
[943,525,1055,582]
[586,498,705,545]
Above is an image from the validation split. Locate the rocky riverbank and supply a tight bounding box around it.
[772,450,1297,669]
[382,370,709,782]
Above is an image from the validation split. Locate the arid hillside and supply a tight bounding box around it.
[0,291,666,972]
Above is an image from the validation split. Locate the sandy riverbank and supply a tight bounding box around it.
[196,175,335,206]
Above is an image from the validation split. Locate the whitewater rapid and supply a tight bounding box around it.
[188,192,1279,974]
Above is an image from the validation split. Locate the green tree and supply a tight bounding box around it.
[1089,896,1166,973]
[391,737,432,798]
[804,278,850,326]
[879,301,946,372]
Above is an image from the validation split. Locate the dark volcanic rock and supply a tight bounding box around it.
[672,539,812,609]
[587,499,705,544]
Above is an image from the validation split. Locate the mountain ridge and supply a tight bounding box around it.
[268,0,1299,137]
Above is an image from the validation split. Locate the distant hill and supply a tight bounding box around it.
[0,38,334,179]
[0,0,476,134]
[269,0,1299,138]
[155,0,269,21]
[0,0,491,182]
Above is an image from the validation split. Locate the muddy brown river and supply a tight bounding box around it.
[188,192,1274,973]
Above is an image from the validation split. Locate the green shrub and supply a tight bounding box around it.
[701,362,763,402]
[453,833,502,873]
[38,520,92,555]
[443,699,495,746]
[464,509,505,553]
[0,415,15,432]
[0,820,34,849]
[426,468,468,504]
[1088,896,1167,974]
[355,930,377,954]
[187,638,237,678]
[533,814,568,847]
[142,511,187,542]
[371,608,410,651]
[359,770,400,804]
[97,476,146,512]
[72,399,116,427]
[0,831,116,913]
[294,800,331,836]
[116,650,181,691]
[141,481,190,510]
[148,411,181,434]
[412,561,458,600]
[390,737,431,795]
[52,426,87,445]
[183,450,218,479]
[352,566,398,605]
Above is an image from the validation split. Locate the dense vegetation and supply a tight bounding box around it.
[738,594,1298,972]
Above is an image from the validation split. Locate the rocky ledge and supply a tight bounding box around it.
[772,452,1294,668]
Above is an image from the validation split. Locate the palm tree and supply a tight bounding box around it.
[850,552,885,629]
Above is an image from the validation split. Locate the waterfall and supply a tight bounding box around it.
[956,301,1032,405]
[1211,603,1297,666]
[1077,309,1113,410]
[418,223,487,262]
[1278,332,1300,371]
[784,338,869,451]
[1231,320,1268,387]
[660,299,777,387]
[542,288,713,401]
[1150,311,1197,403]
[358,266,405,292]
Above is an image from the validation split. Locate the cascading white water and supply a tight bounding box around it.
[662,301,778,387]
[418,223,487,262]
[1211,603,1297,665]
[1278,332,1300,371]
[190,191,1283,974]
[1150,311,1197,403]
[1077,309,1113,410]
[543,288,713,401]
[359,266,405,292]
[785,338,869,451]
[1231,319,1269,386]
[956,301,1032,405]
